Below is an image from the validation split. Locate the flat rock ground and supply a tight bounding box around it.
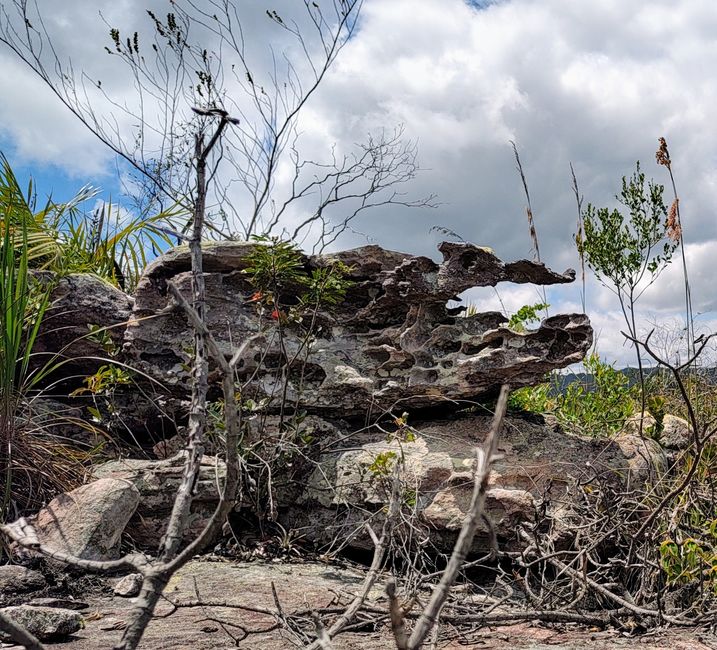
[32,559,716,650]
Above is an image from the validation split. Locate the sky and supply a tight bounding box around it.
[0,0,716,366]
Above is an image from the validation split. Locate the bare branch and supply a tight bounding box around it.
[406,384,510,649]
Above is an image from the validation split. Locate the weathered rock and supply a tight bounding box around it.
[661,414,692,450]
[0,565,45,597]
[7,478,140,561]
[613,433,667,488]
[0,605,82,641]
[621,411,657,437]
[48,559,717,650]
[124,241,592,416]
[113,573,143,597]
[34,273,133,376]
[152,434,185,459]
[93,453,227,548]
[284,413,666,553]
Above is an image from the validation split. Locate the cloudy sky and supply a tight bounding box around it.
[1,0,715,366]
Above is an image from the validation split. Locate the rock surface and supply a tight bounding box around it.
[7,478,140,561]
[0,605,83,641]
[124,241,592,415]
[285,413,666,552]
[661,414,692,450]
[35,273,133,376]
[41,559,717,650]
[93,453,227,548]
[78,413,668,557]
[113,573,143,597]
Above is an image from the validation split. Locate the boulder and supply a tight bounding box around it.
[613,433,668,488]
[0,565,45,598]
[0,605,82,641]
[34,273,133,378]
[124,241,592,416]
[93,453,227,548]
[661,414,692,450]
[7,478,140,561]
[621,411,657,437]
[113,573,143,597]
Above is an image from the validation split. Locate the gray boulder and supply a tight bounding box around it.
[0,605,82,641]
[34,273,133,376]
[0,565,45,599]
[113,573,143,597]
[661,414,692,450]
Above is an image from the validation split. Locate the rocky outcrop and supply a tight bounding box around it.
[35,273,133,376]
[283,413,664,553]
[124,241,592,416]
[62,412,668,556]
[14,241,599,558]
[93,453,227,548]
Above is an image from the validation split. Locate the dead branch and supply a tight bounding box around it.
[312,613,335,650]
[387,579,408,650]
[304,469,402,649]
[405,383,510,649]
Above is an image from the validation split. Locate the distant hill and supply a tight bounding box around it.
[551,366,717,394]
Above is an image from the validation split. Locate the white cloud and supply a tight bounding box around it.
[1,0,716,365]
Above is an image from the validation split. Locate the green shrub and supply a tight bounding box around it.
[508,382,555,413]
[0,153,183,292]
[508,302,549,332]
[557,354,636,437]
[508,355,636,438]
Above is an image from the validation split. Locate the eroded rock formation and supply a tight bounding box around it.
[124,241,592,415]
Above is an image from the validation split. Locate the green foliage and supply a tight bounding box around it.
[0,225,50,397]
[660,530,717,591]
[244,235,309,297]
[244,236,352,322]
[71,364,133,397]
[507,356,636,438]
[557,354,636,437]
[86,324,120,356]
[1,223,50,517]
[0,223,90,519]
[508,302,549,332]
[0,153,183,291]
[367,450,398,478]
[508,382,555,413]
[578,163,677,292]
[301,263,353,308]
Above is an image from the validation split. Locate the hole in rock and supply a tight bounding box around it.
[365,347,391,363]
[433,338,461,354]
[462,339,503,355]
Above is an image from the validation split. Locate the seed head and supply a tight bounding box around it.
[656,137,671,168]
[666,198,681,242]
